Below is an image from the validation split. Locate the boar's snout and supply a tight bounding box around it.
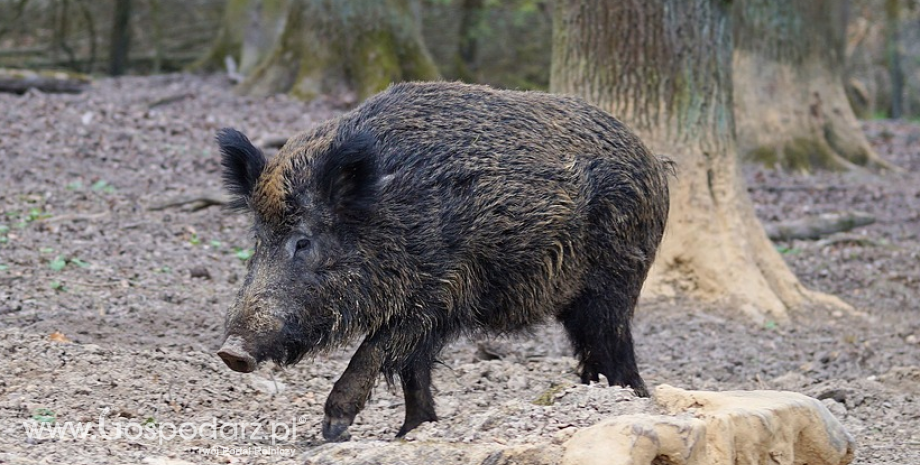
[218,335,257,373]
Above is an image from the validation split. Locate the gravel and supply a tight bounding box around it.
[0,74,917,464]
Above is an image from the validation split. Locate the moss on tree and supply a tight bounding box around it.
[733,0,894,173]
[187,0,251,72]
[204,0,440,103]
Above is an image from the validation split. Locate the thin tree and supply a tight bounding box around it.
[109,0,132,76]
[733,0,894,172]
[551,0,846,320]
[885,0,904,119]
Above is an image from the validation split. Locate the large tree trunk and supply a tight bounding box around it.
[551,0,847,320]
[188,0,251,73]
[733,0,893,172]
[206,0,440,102]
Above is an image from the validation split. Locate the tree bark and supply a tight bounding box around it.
[453,0,484,82]
[205,0,440,102]
[885,0,904,119]
[109,0,132,76]
[551,0,847,320]
[733,0,894,172]
[187,0,251,72]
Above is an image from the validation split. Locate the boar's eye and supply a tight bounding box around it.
[287,232,315,260]
[295,238,312,254]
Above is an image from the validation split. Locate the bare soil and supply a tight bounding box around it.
[0,75,917,464]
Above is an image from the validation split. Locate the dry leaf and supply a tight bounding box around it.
[49,331,72,343]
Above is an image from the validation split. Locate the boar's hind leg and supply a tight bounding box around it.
[322,334,387,442]
[396,358,437,437]
[557,285,649,397]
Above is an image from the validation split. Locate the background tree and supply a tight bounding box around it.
[450,0,484,81]
[200,0,440,101]
[108,0,132,75]
[551,0,847,320]
[421,0,552,90]
[733,0,893,172]
[886,0,905,119]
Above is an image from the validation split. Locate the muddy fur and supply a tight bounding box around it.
[216,81,671,440]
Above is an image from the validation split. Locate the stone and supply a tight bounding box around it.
[561,384,855,465]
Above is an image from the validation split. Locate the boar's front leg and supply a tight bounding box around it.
[322,334,386,442]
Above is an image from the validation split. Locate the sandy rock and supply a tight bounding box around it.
[300,385,853,465]
[561,385,855,465]
[562,414,708,465]
[822,398,848,419]
[0,453,40,465]
[301,441,562,465]
[142,457,198,465]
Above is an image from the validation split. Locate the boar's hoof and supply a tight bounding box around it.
[217,336,257,373]
[322,416,353,442]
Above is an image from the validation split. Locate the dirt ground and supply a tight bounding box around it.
[0,75,917,464]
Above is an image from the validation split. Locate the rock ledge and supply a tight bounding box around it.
[303,385,855,465]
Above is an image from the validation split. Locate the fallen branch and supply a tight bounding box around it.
[254,134,289,150]
[748,185,845,193]
[147,92,194,109]
[0,68,90,94]
[765,211,875,241]
[148,191,229,211]
[40,212,109,223]
[815,235,881,249]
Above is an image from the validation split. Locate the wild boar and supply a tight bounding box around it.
[216,81,671,441]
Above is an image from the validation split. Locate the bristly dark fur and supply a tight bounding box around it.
[217,128,266,212]
[217,82,673,440]
[313,132,379,222]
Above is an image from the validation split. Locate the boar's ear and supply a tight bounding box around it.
[314,132,378,219]
[217,128,266,211]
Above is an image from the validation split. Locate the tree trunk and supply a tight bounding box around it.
[213,0,440,102]
[886,0,904,119]
[187,0,251,72]
[551,0,847,320]
[733,0,894,172]
[453,0,483,82]
[109,0,132,76]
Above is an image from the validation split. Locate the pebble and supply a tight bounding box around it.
[506,376,528,391]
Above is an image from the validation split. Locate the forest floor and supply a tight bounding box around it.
[0,74,917,465]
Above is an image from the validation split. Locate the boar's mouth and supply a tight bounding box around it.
[218,325,323,374]
[272,322,320,367]
[217,308,341,373]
